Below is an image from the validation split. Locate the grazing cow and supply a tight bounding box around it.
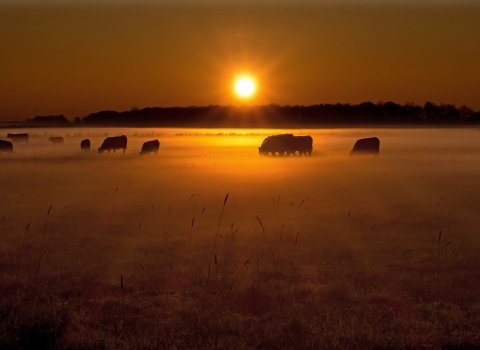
[289,135,313,156]
[139,139,160,155]
[0,140,13,153]
[259,134,294,156]
[80,139,90,152]
[259,134,313,156]
[98,135,127,154]
[49,136,64,145]
[350,137,380,155]
[7,133,28,143]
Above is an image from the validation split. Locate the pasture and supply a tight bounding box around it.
[1,127,480,349]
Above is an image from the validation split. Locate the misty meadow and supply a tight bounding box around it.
[1,127,480,349]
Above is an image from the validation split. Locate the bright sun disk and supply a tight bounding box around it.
[235,78,255,97]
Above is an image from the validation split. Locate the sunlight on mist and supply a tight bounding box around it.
[3,127,480,347]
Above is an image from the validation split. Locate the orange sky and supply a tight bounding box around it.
[1,3,479,121]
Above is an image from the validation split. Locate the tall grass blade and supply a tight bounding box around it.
[207,193,229,288]
[243,259,249,268]
[256,216,264,229]
[21,222,30,249]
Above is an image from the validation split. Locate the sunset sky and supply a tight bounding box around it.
[1,0,479,121]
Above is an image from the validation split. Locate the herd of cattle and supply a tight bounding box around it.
[0,132,380,156]
[258,134,379,156]
[0,133,159,155]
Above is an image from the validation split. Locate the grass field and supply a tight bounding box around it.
[2,127,480,349]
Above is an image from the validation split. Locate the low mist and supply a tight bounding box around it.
[2,127,480,348]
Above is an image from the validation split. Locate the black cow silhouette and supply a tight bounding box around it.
[80,139,90,152]
[350,137,380,155]
[259,134,313,156]
[7,133,28,144]
[0,140,13,153]
[140,139,160,155]
[290,136,313,156]
[98,135,127,154]
[49,136,64,145]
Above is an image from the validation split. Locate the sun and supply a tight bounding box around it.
[235,78,255,97]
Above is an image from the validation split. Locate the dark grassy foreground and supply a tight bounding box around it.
[2,129,480,349]
[2,207,480,349]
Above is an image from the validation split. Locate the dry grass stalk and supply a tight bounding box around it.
[287,231,300,297]
[189,216,195,247]
[207,193,228,289]
[256,215,265,244]
[21,222,30,250]
[36,204,53,273]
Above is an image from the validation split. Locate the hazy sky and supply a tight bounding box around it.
[1,1,479,120]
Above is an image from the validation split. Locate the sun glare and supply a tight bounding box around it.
[235,78,255,97]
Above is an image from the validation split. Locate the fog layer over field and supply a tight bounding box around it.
[2,128,480,348]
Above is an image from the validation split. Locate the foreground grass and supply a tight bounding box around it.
[2,213,480,349]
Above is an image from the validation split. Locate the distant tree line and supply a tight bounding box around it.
[25,115,70,125]
[80,102,480,127]
[3,102,480,128]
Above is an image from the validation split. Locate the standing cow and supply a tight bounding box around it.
[98,135,127,154]
[288,135,313,156]
[80,139,91,152]
[259,134,313,156]
[49,136,64,145]
[0,140,13,153]
[350,137,380,155]
[258,134,294,156]
[139,139,160,155]
[7,133,29,144]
